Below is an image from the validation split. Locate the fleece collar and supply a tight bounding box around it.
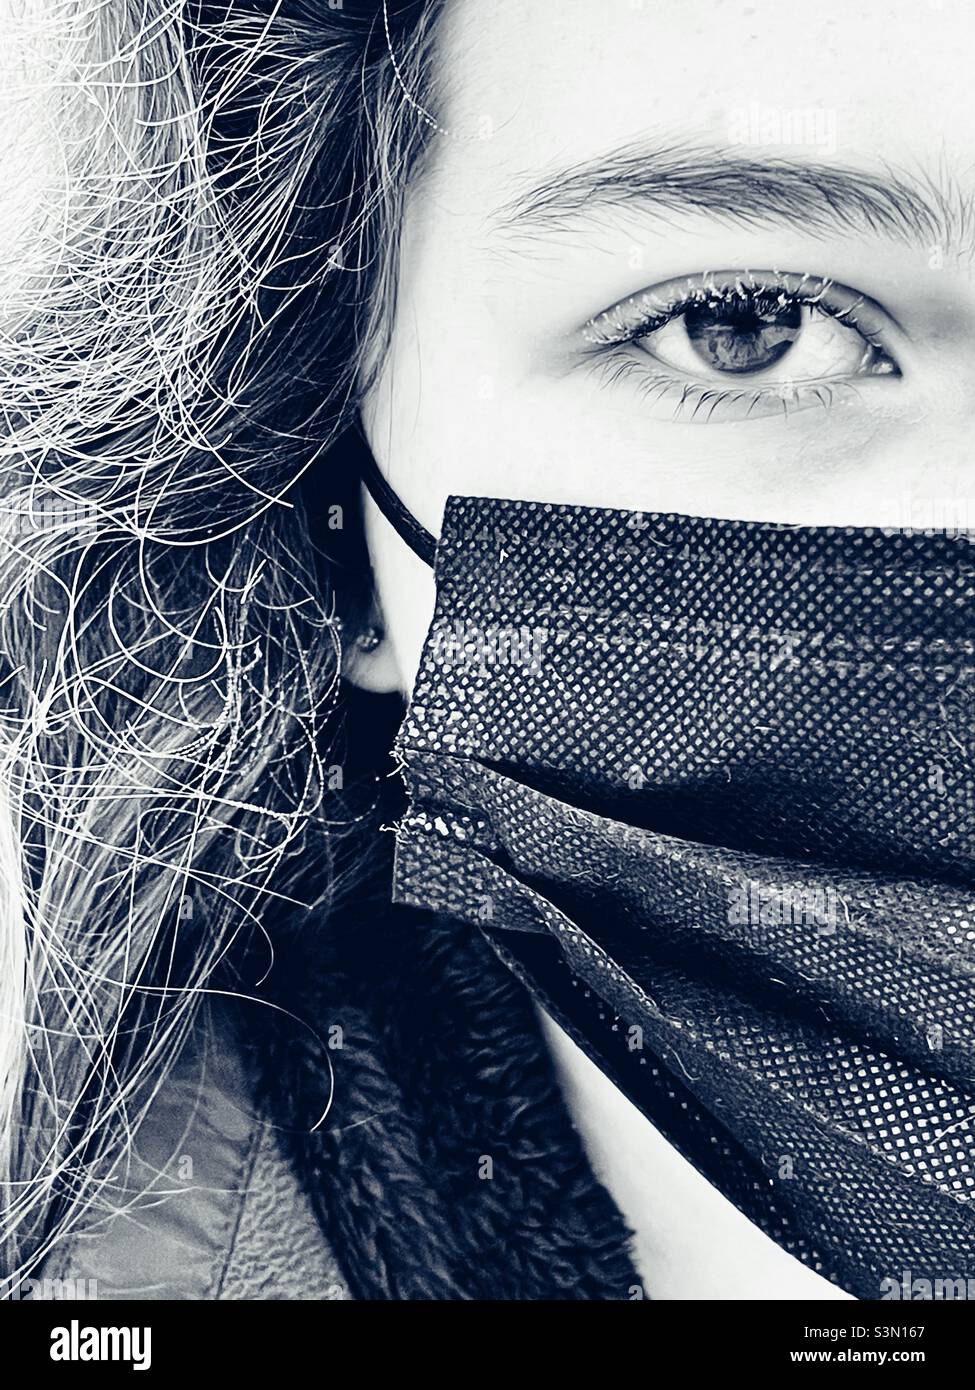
[252,889,644,1301]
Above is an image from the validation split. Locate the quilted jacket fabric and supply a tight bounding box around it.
[37,1008,351,1301]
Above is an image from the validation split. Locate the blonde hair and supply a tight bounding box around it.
[0,0,442,1290]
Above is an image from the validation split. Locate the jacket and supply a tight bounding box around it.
[38,898,643,1300]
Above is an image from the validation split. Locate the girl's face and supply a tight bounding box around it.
[358,0,975,694]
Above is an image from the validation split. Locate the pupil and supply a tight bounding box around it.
[683,296,802,375]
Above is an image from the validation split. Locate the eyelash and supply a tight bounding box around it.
[589,355,859,423]
[581,270,900,422]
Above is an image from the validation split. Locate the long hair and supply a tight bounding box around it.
[0,0,443,1291]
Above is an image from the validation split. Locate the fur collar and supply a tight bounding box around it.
[251,886,643,1300]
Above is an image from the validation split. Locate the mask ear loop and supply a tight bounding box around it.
[356,433,437,569]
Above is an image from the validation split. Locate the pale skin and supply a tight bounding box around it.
[350,0,975,1298]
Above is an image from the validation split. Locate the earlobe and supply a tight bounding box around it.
[342,621,402,694]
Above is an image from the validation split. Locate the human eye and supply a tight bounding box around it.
[579,269,902,423]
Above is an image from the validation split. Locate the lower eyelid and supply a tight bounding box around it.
[582,345,887,424]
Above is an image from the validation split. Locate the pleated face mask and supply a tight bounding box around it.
[363,463,975,1299]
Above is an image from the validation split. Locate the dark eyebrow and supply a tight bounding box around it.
[489,140,973,252]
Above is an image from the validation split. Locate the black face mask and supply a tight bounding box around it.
[361,452,975,1299]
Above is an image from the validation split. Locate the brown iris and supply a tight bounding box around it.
[683,294,803,375]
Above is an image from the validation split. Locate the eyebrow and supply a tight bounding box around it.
[489,140,975,254]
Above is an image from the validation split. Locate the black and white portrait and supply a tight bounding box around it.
[0,0,973,1353]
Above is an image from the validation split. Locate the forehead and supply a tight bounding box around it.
[427,0,975,209]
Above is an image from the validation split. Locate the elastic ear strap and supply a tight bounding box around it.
[357,440,437,569]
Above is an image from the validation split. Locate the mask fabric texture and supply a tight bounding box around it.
[391,494,975,1300]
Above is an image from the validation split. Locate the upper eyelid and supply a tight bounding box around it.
[580,270,903,350]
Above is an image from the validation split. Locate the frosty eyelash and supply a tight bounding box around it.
[581,269,893,355]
